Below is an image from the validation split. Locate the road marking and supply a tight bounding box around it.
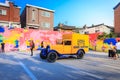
[58,63,104,80]
[19,61,38,80]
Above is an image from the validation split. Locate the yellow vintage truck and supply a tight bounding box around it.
[40,33,89,62]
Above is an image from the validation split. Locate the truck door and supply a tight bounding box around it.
[63,40,72,54]
[52,39,63,54]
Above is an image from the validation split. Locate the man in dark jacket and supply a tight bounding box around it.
[30,40,35,56]
[1,42,5,53]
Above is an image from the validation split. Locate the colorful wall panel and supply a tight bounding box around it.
[0,27,64,51]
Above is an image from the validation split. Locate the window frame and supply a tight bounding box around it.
[32,9,35,21]
[41,22,50,28]
[0,9,7,15]
[41,11,50,17]
[64,40,71,45]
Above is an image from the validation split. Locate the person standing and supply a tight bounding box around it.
[115,40,120,58]
[112,46,117,60]
[102,45,106,52]
[41,41,44,48]
[30,40,35,56]
[1,42,5,53]
[108,42,114,57]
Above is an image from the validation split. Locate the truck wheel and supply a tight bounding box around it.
[77,50,84,59]
[40,52,47,59]
[47,52,58,62]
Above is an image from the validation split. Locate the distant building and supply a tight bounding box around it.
[54,23,76,32]
[20,4,54,30]
[74,27,83,33]
[0,0,21,28]
[114,2,120,36]
[78,24,114,34]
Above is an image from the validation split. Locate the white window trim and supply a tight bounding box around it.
[32,10,35,21]
[0,9,7,15]
[41,11,50,17]
[41,22,50,28]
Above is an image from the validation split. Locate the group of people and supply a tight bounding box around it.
[1,39,119,58]
[0,40,44,56]
[108,40,120,60]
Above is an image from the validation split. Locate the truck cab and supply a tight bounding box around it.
[40,33,89,62]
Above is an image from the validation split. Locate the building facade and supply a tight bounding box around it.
[78,24,114,34]
[0,0,20,28]
[114,2,120,36]
[21,4,54,30]
[54,23,76,32]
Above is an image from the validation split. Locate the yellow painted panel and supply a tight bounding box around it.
[63,46,72,54]
[51,45,63,53]
[72,33,89,53]
[63,34,72,39]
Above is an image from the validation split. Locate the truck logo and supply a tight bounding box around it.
[73,39,88,48]
[77,39,85,46]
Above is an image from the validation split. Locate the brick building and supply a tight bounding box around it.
[114,2,120,36]
[0,0,21,28]
[20,4,54,30]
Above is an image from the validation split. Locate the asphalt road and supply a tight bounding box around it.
[0,50,120,80]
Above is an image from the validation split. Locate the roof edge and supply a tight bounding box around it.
[26,4,55,12]
[113,2,120,10]
[0,2,9,7]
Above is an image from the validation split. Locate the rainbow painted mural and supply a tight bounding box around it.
[0,27,70,52]
[89,33,120,52]
[0,26,119,52]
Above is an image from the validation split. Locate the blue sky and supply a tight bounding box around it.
[0,0,120,27]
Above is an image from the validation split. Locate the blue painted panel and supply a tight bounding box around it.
[104,38,117,45]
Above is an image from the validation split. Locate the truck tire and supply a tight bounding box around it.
[47,52,58,62]
[77,50,84,59]
[40,52,47,59]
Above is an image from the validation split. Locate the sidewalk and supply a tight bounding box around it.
[87,50,108,55]
[85,50,120,61]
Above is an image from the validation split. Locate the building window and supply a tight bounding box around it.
[41,22,50,28]
[95,30,100,33]
[0,10,7,15]
[32,10,35,21]
[85,31,89,34]
[41,11,50,17]
[0,10,2,15]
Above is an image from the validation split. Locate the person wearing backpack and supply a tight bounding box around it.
[30,40,35,56]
